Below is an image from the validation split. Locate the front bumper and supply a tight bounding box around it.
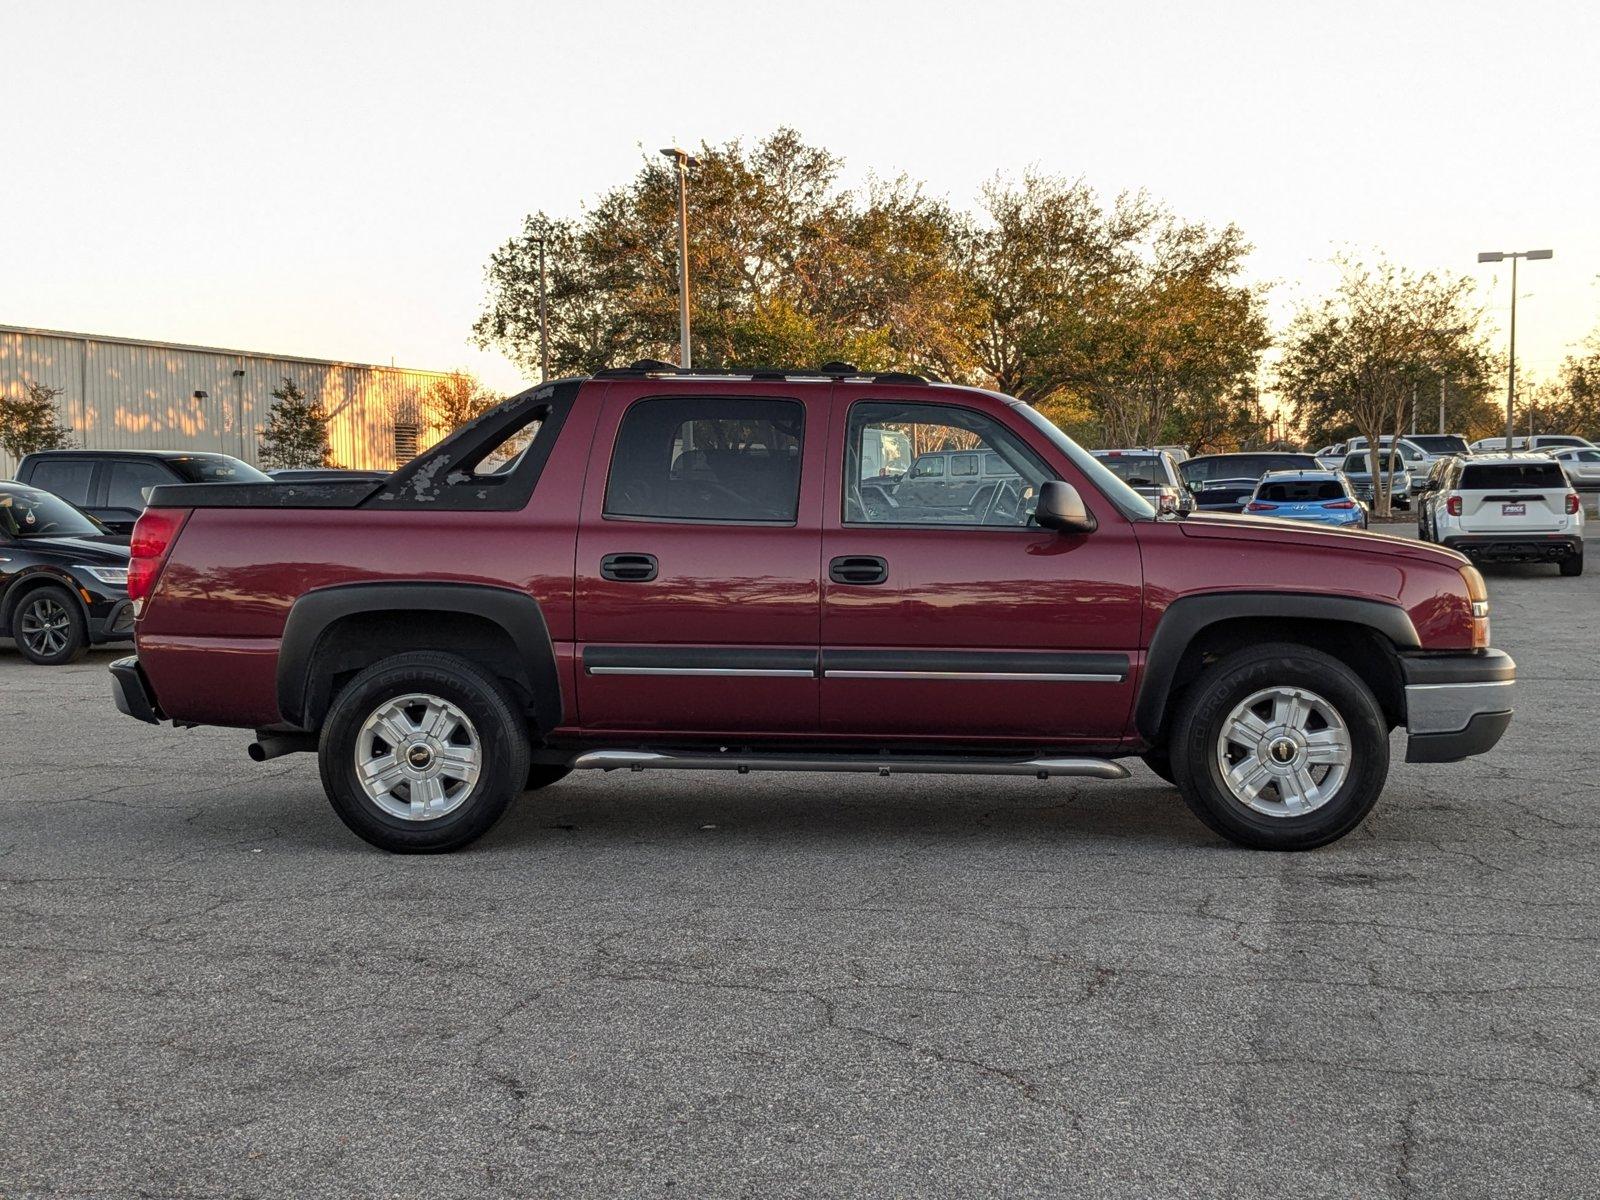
[110,656,162,724]
[1401,649,1515,763]
[1441,534,1581,563]
[88,599,136,643]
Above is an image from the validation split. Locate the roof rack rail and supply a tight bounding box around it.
[589,359,930,385]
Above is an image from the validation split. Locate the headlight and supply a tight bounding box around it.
[76,564,129,587]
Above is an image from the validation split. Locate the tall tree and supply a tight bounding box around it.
[423,371,501,433]
[0,380,76,457]
[1277,256,1493,514]
[474,129,977,378]
[258,376,333,468]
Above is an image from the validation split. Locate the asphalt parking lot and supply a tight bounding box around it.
[2,551,1597,1198]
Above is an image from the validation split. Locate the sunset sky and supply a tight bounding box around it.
[4,0,1596,399]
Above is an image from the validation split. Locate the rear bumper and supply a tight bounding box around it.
[110,656,163,724]
[1401,649,1514,763]
[1441,534,1581,562]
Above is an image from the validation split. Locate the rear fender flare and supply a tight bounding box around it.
[277,581,562,734]
[1135,592,1419,741]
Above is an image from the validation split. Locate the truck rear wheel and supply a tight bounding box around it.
[1168,643,1388,850]
[318,651,532,853]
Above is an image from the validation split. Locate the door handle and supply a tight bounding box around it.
[829,555,888,586]
[600,552,659,582]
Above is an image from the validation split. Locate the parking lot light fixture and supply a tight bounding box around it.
[1477,249,1554,450]
[660,146,699,368]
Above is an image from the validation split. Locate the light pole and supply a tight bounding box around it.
[1477,248,1552,449]
[660,146,699,368]
[536,233,550,383]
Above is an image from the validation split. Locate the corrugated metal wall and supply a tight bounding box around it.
[0,326,458,477]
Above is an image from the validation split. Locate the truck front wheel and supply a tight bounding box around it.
[318,651,532,853]
[1168,643,1389,850]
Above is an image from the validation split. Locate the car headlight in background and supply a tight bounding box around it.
[75,564,129,587]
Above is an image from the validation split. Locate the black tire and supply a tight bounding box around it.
[1168,643,1389,851]
[10,585,88,665]
[318,651,532,853]
[1559,552,1583,577]
[526,764,572,791]
[1139,750,1178,787]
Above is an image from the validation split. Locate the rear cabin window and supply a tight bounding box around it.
[604,397,804,523]
[1461,462,1566,490]
[25,459,95,505]
[1258,479,1347,502]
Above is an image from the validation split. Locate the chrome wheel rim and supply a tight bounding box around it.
[355,693,481,821]
[1215,686,1351,818]
[20,598,73,657]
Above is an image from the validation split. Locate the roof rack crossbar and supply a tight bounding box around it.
[589,359,929,385]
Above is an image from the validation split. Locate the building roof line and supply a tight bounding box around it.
[0,322,458,378]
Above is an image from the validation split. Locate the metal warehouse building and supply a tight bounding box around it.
[0,324,458,477]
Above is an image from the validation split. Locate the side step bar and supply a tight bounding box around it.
[569,749,1128,780]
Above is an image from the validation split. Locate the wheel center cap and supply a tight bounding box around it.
[1268,737,1298,765]
[406,744,435,770]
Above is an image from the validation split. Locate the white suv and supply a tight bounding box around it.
[1421,453,1584,576]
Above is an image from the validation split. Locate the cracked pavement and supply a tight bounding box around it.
[1,556,1597,1198]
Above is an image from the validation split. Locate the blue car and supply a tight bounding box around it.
[1244,469,1369,529]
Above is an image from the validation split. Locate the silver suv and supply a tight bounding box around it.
[1419,453,1584,576]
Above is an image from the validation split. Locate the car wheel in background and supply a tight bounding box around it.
[10,586,88,665]
[318,651,532,853]
[1169,643,1389,851]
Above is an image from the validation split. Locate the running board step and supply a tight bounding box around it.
[569,750,1128,780]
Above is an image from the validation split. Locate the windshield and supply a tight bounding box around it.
[1409,435,1469,455]
[170,455,272,484]
[0,485,105,539]
[1093,454,1167,487]
[1011,404,1156,519]
[1462,462,1566,489]
[1258,479,1347,502]
[1342,453,1405,473]
[1181,454,1318,484]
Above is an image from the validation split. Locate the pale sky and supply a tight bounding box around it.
[4,0,1596,399]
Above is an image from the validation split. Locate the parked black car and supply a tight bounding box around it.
[15,450,272,536]
[1179,453,1324,512]
[0,482,133,664]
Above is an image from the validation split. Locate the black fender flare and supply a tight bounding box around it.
[1,567,92,627]
[276,581,563,734]
[1134,592,1419,741]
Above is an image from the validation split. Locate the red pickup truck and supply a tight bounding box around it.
[110,363,1514,853]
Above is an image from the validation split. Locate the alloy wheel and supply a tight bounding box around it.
[1214,685,1351,818]
[20,597,73,658]
[354,692,482,821]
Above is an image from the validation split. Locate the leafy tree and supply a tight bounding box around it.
[474,129,977,378]
[1277,256,1493,515]
[0,380,76,457]
[258,376,333,468]
[423,371,501,433]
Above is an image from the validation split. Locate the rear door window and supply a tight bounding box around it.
[105,461,176,509]
[25,459,95,505]
[605,396,805,523]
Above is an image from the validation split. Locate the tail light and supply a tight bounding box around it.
[1324,500,1356,510]
[1446,495,1462,517]
[1565,493,1581,515]
[1246,501,1277,512]
[128,508,190,605]
[1461,565,1491,649]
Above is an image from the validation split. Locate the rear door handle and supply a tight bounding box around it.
[600,552,658,582]
[829,555,888,586]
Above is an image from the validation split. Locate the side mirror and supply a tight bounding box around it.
[1036,481,1098,534]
